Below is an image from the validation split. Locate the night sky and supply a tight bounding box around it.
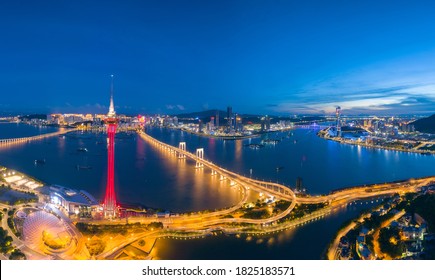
[1,0,435,115]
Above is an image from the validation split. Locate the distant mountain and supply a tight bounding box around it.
[412,114,435,134]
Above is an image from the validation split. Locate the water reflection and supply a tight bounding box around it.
[0,126,242,212]
[147,127,435,195]
[151,199,381,260]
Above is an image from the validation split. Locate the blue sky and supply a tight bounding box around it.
[0,0,434,115]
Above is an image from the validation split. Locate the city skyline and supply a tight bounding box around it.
[0,1,434,115]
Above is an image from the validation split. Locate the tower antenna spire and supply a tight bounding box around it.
[108,74,116,117]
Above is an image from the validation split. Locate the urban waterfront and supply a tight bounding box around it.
[1,123,434,259]
[3,3,435,280]
[150,202,379,260]
[147,127,435,195]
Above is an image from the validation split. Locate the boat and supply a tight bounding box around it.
[77,147,88,152]
[34,159,46,165]
[244,143,265,149]
[261,139,280,144]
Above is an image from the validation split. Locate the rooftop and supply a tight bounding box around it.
[38,185,99,206]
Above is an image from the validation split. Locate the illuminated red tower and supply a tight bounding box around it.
[103,75,118,218]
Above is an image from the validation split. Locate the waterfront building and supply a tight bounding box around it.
[266,116,271,131]
[235,115,243,132]
[336,106,341,137]
[227,106,233,129]
[39,185,99,215]
[215,110,219,128]
[198,119,203,133]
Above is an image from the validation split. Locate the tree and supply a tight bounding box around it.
[379,227,404,258]
[9,249,26,260]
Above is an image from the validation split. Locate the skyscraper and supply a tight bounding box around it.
[227,106,232,129]
[103,75,118,218]
[265,116,271,131]
[215,110,219,128]
[198,119,203,133]
[296,177,303,192]
[336,106,341,137]
[235,114,242,132]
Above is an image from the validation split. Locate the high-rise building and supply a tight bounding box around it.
[207,117,215,131]
[336,106,341,137]
[265,116,271,131]
[296,177,303,192]
[261,117,266,132]
[227,106,232,129]
[103,75,118,218]
[215,111,219,128]
[198,119,203,133]
[235,115,243,132]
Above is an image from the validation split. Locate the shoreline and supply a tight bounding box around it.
[176,127,295,140]
[317,131,435,156]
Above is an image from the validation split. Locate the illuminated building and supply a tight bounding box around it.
[336,106,341,137]
[103,75,118,218]
[40,185,99,215]
[235,114,243,132]
[227,106,232,129]
[215,110,219,128]
[198,119,203,132]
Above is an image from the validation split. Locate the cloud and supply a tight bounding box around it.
[176,104,185,110]
[270,54,435,114]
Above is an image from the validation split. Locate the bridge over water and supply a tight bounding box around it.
[137,130,296,201]
[0,128,78,146]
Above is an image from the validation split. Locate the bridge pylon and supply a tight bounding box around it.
[195,148,204,168]
[178,142,186,159]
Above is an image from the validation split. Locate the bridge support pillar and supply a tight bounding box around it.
[195,148,204,168]
[178,142,186,159]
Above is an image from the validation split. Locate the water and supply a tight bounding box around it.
[0,124,242,212]
[146,127,435,194]
[1,124,434,259]
[151,202,377,260]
